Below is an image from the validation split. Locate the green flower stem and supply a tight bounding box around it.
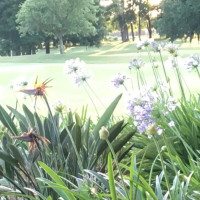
[195,67,200,79]
[159,52,173,96]
[129,69,134,90]
[85,81,105,108]
[106,139,130,200]
[83,84,100,118]
[173,57,186,101]
[61,113,84,174]
[133,148,147,200]
[123,84,128,91]
[153,136,172,200]
[136,70,141,90]
[175,67,186,101]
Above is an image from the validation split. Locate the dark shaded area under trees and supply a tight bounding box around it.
[0,0,200,56]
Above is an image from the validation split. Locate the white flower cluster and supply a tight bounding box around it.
[9,76,28,91]
[64,58,91,87]
[185,54,200,71]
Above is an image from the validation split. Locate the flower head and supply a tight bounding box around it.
[168,121,175,127]
[126,88,159,138]
[64,58,85,75]
[137,38,154,50]
[166,97,180,111]
[111,73,129,88]
[13,128,50,152]
[185,55,200,71]
[129,58,144,70]
[10,76,28,91]
[151,41,163,52]
[19,76,52,96]
[73,71,91,87]
[99,126,109,140]
[53,101,66,114]
[166,42,178,57]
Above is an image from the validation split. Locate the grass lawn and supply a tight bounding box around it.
[0,40,199,117]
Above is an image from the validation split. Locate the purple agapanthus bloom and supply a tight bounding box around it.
[127,89,158,137]
[111,73,129,88]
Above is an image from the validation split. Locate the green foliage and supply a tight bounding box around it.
[0,94,135,198]
[16,0,98,54]
[0,0,42,56]
[154,0,200,41]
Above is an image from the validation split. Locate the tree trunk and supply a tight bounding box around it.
[189,32,194,43]
[26,47,31,55]
[130,23,135,41]
[138,0,142,41]
[58,32,64,54]
[45,41,50,54]
[197,33,200,44]
[147,15,152,38]
[125,24,129,40]
[32,46,36,54]
[121,26,128,42]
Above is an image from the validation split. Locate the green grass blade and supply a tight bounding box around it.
[107,153,117,200]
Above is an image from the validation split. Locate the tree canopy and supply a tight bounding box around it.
[16,0,98,54]
[153,0,200,41]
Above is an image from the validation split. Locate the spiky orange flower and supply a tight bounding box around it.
[13,129,50,152]
[19,76,52,96]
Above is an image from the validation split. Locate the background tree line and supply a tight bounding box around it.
[0,0,199,56]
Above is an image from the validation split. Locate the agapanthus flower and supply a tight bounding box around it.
[53,100,66,114]
[159,81,169,92]
[64,58,85,75]
[137,38,154,50]
[10,76,28,91]
[165,56,183,68]
[129,58,144,70]
[185,55,200,71]
[111,73,129,88]
[151,41,163,52]
[126,88,160,138]
[99,126,109,140]
[146,123,163,138]
[143,38,154,47]
[168,121,175,127]
[166,96,180,111]
[73,71,91,87]
[166,42,178,56]
[137,41,144,50]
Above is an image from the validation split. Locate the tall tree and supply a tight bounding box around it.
[0,0,41,56]
[154,0,200,42]
[106,0,137,42]
[16,0,97,54]
[68,0,107,47]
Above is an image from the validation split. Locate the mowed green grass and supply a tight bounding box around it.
[0,40,199,117]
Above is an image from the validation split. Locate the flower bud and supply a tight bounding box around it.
[146,123,157,136]
[90,187,97,195]
[99,126,109,140]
